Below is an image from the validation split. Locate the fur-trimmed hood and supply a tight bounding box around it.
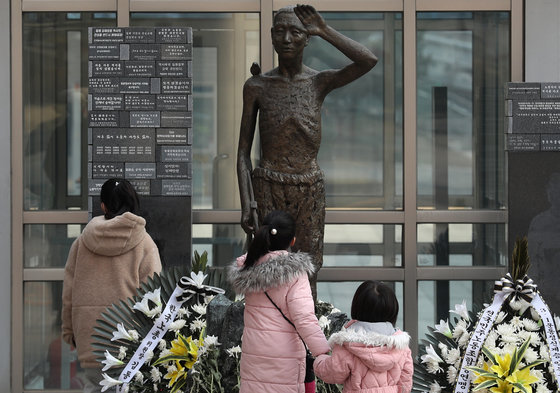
[324,320,411,373]
[227,251,316,293]
[328,321,410,349]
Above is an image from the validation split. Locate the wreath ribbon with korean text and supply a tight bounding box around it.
[114,273,224,393]
[454,275,560,393]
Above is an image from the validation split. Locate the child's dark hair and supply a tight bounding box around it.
[351,280,399,325]
[100,178,140,219]
[243,210,296,269]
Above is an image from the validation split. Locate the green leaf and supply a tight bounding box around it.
[473,379,498,390]
[519,360,545,371]
[510,339,531,374]
[482,346,498,365]
[467,366,496,378]
[511,382,528,393]
[511,237,530,282]
[170,377,187,393]
[153,354,191,366]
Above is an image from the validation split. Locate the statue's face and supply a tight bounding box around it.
[271,11,309,59]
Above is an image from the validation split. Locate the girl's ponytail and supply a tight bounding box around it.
[242,210,296,270]
[244,224,272,269]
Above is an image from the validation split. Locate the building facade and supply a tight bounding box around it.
[2,0,560,392]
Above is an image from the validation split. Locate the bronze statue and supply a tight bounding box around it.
[237,4,378,298]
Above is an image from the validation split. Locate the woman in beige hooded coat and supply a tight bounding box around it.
[62,179,162,393]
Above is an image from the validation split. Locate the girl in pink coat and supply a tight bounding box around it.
[228,210,330,393]
[314,280,413,393]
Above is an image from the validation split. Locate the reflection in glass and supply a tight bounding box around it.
[318,281,404,328]
[24,225,83,268]
[416,12,509,209]
[302,13,403,209]
[417,280,494,343]
[24,282,83,390]
[324,224,402,267]
[22,13,116,210]
[192,224,247,268]
[131,13,260,209]
[417,223,506,266]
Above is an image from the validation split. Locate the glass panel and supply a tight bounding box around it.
[24,282,84,390]
[416,12,509,209]
[324,224,402,267]
[22,13,116,210]
[417,280,494,343]
[130,13,260,209]
[417,223,507,266]
[192,223,247,267]
[24,225,83,268]
[301,13,403,209]
[318,281,404,329]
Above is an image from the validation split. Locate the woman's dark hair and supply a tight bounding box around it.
[243,210,296,269]
[100,178,140,219]
[351,280,399,325]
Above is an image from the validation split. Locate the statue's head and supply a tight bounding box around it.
[271,6,309,59]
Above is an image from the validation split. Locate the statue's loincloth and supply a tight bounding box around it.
[252,166,325,268]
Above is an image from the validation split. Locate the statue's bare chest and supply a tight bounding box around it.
[258,77,323,124]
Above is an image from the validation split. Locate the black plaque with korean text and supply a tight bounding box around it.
[89,77,120,94]
[507,82,560,314]
[156,61,188,77]
[89,44,120,60]
[156,128,189,145]
[125,162,157,179]
[124,94,156,111]
[89,94,124,111]
[90,61,124,77]
[125,28,156,44]
[88,26,193,267]
[156,95,189,111]
[160,111,192,128]
[157,162,190,179]
[124,61,156,77]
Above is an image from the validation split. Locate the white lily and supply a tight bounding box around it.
[226,345,242,358]
[144,288,162,307]
[434,319,452,337]
[449,300,470,321]
[101,350,124,371]
[421,344,444,365]
[111,323,139,342]
[99,373,123,392]
[186,271,207,288]
[133,297,162,319]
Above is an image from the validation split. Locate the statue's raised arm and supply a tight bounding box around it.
[294,4,378,92]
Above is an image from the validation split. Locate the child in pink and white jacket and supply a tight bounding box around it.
[314,280,413,393]
[228,210,330,393]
